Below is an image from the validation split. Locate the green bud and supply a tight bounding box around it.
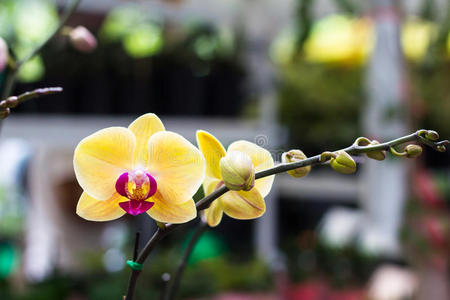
[220,151,255,191]
[425,130,439,141]
[282,150,311,178]
[329,151,356,174]
[437,145,446,153]
[405,144,422,158]
[0,107,10,120]
[366,140,386,161]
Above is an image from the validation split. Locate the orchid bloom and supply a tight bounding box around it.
[196,131,275,227]
[74,113,205,223]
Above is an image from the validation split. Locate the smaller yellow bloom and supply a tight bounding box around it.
[196,131,275,227]
[73,113,206,224]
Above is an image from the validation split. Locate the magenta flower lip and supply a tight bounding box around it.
[115,170,157,215]
[119,200,155,216]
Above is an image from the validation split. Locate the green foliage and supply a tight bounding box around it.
[411,61,450,140]
[283,234,378,288]
[180,257,273,298]
[278,61,364,153]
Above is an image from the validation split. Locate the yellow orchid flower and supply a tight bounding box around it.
[74,113,205,224]
[196,131,275,227]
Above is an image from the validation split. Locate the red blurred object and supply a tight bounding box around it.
[413,169,446,208]
[423,218,447,248]
[286,281,328,300]
[327,289,366,300]
[211,293,277,300]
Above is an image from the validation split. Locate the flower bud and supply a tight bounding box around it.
[437,145,446,153]
[405,144,422,158]
[282,150,311,178]
[220,151,255,191]
[329,151,356,174]
[69,26,97,53]
[366,140,386,161]
[0,36,8,72]
[0,108,10,120]
[425,130,439,141]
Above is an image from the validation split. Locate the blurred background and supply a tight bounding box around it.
[0,0,449,299]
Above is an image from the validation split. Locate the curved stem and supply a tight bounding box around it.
[163,220,208,300]
[123,130,449,300]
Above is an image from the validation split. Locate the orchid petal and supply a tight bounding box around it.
[228,140,274,197]
[220,189,265,220]
[148,131,205,204]
[74,127,135,200]
[76,192,126,221]
[196,130,226,180]
[128,113,165,167]
[147,191,196,224]
[204,199,223,227]
[203,179,223,227]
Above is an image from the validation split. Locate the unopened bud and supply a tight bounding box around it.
[5,96,18,108]
[329,151,356,174]
[437,145,446,153]
[0,36,7,72]
[405,144,422,158]
[282,150,311,178]
[425,130,439,141]
[220,151,255,191]
[0,107,10,119]
[366,140,386,161]
[69,26,97,53]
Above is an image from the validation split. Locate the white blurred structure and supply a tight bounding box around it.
[368,265,418,300]
[360,0,408,256]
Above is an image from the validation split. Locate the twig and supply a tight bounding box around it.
[0,0,82,99]
[163,220,208,300]
[0,87,63,122]
[16,87,63,104]
[123,130,448,300]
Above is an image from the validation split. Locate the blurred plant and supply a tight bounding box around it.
[402,17,438,62]
[302,15,374,66]
[278,61,364,153]
[100,5,163,58]
[0,0,84,127]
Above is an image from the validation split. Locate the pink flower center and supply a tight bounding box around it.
[115,170,157,216]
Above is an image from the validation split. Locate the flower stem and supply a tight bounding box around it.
[162,220,208,300]
[16,87,63,104]
[123,130,448,300]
